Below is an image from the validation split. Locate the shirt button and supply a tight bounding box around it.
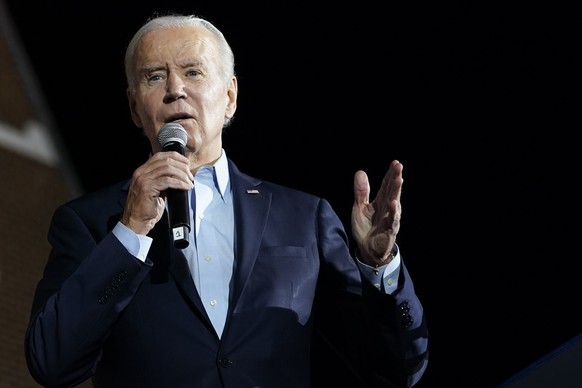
[205,255,212,262]
[387,278,394,286]
[210,299,217,307]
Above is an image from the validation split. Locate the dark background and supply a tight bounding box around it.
[5,1,582,386]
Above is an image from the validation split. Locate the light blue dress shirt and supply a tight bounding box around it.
[186,154,233,337]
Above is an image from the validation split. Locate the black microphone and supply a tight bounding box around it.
[157,123,190,249]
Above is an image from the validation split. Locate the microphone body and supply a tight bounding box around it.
[157,123,190,249]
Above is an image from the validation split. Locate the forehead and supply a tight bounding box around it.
[135,25,218,66]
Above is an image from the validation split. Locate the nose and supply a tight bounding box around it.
[164,73,187,102]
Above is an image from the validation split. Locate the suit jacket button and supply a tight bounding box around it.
[218,357,232,368]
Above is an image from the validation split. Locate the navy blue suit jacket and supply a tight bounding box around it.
[25,159,428,388]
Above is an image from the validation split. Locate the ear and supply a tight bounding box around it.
[127,88,143,128]
[224,76,238,121]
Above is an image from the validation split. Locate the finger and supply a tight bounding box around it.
[376,160,403,204]
[146,152,194,188]
[353,170,371,206]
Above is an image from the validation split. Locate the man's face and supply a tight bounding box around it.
[128,25,237,162]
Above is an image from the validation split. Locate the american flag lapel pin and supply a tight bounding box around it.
[246,189,260,194]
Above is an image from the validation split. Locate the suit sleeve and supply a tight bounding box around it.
[313,198,429,387]
[25,203,152,388]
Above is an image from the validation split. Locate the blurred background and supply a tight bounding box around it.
[1,1,581,387]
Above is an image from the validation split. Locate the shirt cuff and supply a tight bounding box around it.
[356,245,401,294]
[112,221,153,262]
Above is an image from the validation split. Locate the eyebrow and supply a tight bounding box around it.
[141,60,204,73]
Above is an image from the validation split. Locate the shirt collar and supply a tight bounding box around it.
[213,149,229,197]
[196,149,229,198]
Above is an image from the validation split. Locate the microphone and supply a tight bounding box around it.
[157,123,190,249]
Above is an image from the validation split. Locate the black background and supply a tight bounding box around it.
[4,1,582,386]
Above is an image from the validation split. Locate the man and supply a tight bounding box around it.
[25,14,429,387]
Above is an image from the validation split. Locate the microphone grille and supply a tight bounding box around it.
[157,123,188,147]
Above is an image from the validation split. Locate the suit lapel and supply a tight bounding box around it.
[121,175,216,333]
[148,210,214,331]
[228,161,271,311]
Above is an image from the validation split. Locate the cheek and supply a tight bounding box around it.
[135,98,159,124]
[133,105,159,140]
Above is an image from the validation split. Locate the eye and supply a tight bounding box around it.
[146,73,164,82]
[186,69,201,77]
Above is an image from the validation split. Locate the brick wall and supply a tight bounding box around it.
[0,2,87,386]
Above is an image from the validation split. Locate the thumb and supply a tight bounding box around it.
[353,170,370,206]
